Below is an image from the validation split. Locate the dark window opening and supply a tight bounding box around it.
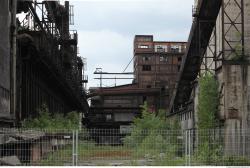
[143,56,151,61]
[147,85,152,88]
[142,65,151,71]
[178,57,182,62]
[143,96,147,103]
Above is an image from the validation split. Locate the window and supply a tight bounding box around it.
[146,85,152,88]
[178,56,182,62]
[155,45,168,52]
[171,45,180,53]
[142,56,151,61]
[106,114,112,121]
[142,65,151,71]
[160,56,168,62]
[138,45,149,49]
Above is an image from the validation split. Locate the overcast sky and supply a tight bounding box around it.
[70,0,193,88]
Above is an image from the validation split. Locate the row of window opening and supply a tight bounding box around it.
[137,44,186,53]
[142,56,182,62]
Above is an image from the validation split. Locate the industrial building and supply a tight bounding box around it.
[2,0,250,165]
[86,35,186,130]
[0,0,88,126]
[168,0,250,155]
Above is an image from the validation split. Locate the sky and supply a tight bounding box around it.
[70,0,194,88]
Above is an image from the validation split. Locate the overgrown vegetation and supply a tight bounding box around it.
[196,71,221,164]
[22,104,80,130]
[123,102,184,165]
[24,93,250,166]
[197,71,219,129]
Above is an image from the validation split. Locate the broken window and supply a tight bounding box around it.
[171,45,180,53]
[160,56,168,62]
[142,56,151,61]
[142,65,151,71]
[155,45,168,52]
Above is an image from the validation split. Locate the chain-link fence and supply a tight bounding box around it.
[0,128,250,166]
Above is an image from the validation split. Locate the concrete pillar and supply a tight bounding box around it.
[0,0,11,120]
[223,64,250,156]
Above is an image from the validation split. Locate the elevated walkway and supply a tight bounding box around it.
[168,0,222,115]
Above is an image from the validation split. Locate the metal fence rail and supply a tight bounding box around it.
[0,128,250,166]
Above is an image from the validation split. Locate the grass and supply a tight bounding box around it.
[37,140,250,166]
[39,141,134,166]
[38,139,187,166]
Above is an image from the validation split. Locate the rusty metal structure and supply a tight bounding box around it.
[0,0,88,126]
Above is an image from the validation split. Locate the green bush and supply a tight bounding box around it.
[198,72,219,129]
[123,102,181,162]
[123,103,170,148]
[22,104,80,130]
[196,72,221,164]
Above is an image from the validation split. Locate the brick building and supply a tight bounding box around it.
[134,35,186,110]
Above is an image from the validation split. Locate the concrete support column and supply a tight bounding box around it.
[0,0,11,121]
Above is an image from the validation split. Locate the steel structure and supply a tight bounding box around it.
[7,0,89,124]
[200,0,245,74]
[169,0,246,121]
[169,0,223,115]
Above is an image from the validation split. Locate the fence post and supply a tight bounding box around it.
[185,130,191,166]
[72,130,75,166]
[188,130,191,166]
[76,130,78,166]
[185,130,188,166]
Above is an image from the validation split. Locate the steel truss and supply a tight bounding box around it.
[201,0,245,74]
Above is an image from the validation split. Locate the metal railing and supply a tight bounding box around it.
[0,128,250,166]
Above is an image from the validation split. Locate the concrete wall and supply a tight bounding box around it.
[222,64,250,155]
[0,0,11,119]
[216,0,250,127]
